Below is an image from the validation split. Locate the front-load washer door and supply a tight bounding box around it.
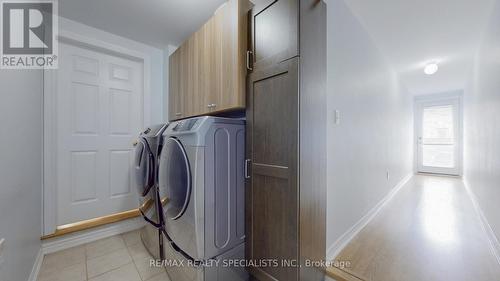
[159,137,192,221]
[132,138,155,197]
[160,139,201,260]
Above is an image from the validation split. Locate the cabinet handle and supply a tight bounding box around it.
[245,159,251,179]
[175,112,182,116]
[246,51,253,71]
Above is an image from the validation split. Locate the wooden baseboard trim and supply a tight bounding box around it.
[41,209,141,240]
[326,267,365,281]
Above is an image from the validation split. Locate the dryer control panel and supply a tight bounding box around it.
[172,118,201,132]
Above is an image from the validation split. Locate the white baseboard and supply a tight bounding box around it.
[42,217,145,255]
[28,248,43,281]
[463,178,500,265]
[326,173,413,260]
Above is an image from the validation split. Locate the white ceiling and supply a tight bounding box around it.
[343,0,496,95]
[59,0,228,49]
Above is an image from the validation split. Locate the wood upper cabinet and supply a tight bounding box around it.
[168,45,182,120]
[168,0,249,121]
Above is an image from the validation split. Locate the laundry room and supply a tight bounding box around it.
[0,0,326,280]
[2,0,500,281]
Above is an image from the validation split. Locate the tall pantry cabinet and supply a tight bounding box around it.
[245,1,327,281]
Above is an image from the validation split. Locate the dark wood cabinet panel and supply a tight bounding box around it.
[246,58,299,281]
[252,174,297,280]
[298,1,327,281]
[246,1,326,281]
[250,0,298,71]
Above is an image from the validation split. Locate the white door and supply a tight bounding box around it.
[56,42,143,225]
[416,98,461,176]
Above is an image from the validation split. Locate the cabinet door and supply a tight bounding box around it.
[219,0,235,111]
[185,31,204,117]
[246,58,299,281]
[169,44,189,120]
[250,0,298,71]
[197,22,211,115]
[168,49,183,120]
[218,0,247,110]
[205,9,223,113]
[180,45,188,118]
[169,0,249,120]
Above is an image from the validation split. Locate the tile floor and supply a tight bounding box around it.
[37,230,171,281]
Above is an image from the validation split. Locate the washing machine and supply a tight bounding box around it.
[158,116,248,281]
[132,123,169,260]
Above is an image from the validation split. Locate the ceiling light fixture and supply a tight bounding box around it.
[424,63,439,75]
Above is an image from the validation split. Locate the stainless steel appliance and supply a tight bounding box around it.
[158,116,247,281]
[132,123,168,260]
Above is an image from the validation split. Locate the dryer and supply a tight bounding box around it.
[158,116,247,281]
[132,123,168,260]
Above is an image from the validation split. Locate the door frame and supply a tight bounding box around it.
[414,91,463,176]
[42,29,152,236]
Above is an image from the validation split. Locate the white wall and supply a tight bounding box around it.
[0,70,43,281]
[326,0,414,256]
[59,17,165,125]
[464,0,500,239]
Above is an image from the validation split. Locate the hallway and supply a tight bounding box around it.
[328,175,500,281]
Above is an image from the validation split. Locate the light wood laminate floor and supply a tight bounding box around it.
[332,175,500,281]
